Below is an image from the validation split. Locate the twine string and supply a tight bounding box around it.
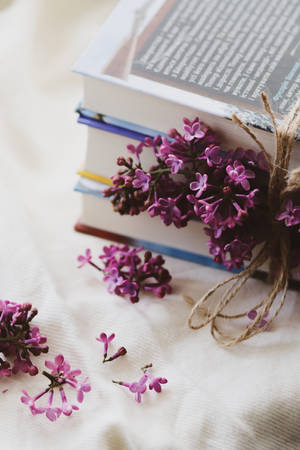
[187,93,300,345]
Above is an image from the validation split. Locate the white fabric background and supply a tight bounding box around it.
[1,1,300,449]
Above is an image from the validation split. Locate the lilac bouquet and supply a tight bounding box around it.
[103,117,300,275]
[103,118,275,271]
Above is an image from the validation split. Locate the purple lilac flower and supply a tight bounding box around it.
[159,136,176,158]
[21,355,90,421]
[96,332,115,361]
[165,154,184,174]
[118,280,139,300]
[76,377,91,403]
[0,300,48,378]
[276,200,300,228]
[127,142,144,162]
[183,119,205,141]
[132,169,151,192]
[150,195,189,228]
[105,347,127,363]
[226,161,255,191]
[190,173,208,198]
[223,238,253,270]
[82,244,172,303]
[202,145,223,167]
[103,267,124,293]
[113,364,168,403]
[105,115,275,272]
[143,135,162,155]
[144,371,168,393]
[77,249,92,268]
[117,374,148,403]
[96,332,127,363]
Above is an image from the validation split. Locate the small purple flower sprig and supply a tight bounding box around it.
[0,300,48,379]
[112,363,168,403]
[21,354,91,421]
[103,117,273,272]
[78,245,172,303]
[96,332,127,363]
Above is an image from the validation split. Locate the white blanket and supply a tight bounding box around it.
[1,1,300,449]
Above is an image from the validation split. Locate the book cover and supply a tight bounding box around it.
[73,0,300,132]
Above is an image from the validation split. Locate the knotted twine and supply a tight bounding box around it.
[186,93,300,346]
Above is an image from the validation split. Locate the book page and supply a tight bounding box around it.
[132,0,300,115]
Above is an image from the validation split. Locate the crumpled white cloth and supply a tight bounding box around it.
[1,1,300,449]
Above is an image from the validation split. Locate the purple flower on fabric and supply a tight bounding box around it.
[44,390,62,422]
[77,249,92,268]
[45,354,72,377]
[115,374,148,403]
[21,390,46,415]
[183,120,205,141]
[145,371,168,393]
[119,280,139,299]
[132,169,151,192]
[96,332,115,360]
[59,388,78,416]
[90,244,172,302]
[24,326,47,346]
[113,364,168,403]
[76,377,91,403]
[0,300,48,380]
[190,173,208,198]
[226,161,255,190]
[165,154,184,174]
[105,346,127,363]
[12,357,38,376]
[103,267,124,293]
[21,355,90,421]
[276,200,300,227]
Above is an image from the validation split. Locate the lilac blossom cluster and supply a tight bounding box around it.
[21,354,91,421]
[78,245,172,302]
[113,363,167,403]
[0,300,48,379]
[104,117,274,270]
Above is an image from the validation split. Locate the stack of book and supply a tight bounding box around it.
[73,0,300,272]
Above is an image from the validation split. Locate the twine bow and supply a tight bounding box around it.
[186,93,300,346]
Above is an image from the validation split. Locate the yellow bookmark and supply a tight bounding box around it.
[77,170,113,186]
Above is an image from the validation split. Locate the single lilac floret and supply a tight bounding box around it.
[165,154,184,174]
[276,200,300,227]
[226,161,255,191]
[132,169,151,192]
[96,332,115,360]
[190,173,208,198]
[127,142,144,162]
[183,121,205,141]
[77,249,92,268]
